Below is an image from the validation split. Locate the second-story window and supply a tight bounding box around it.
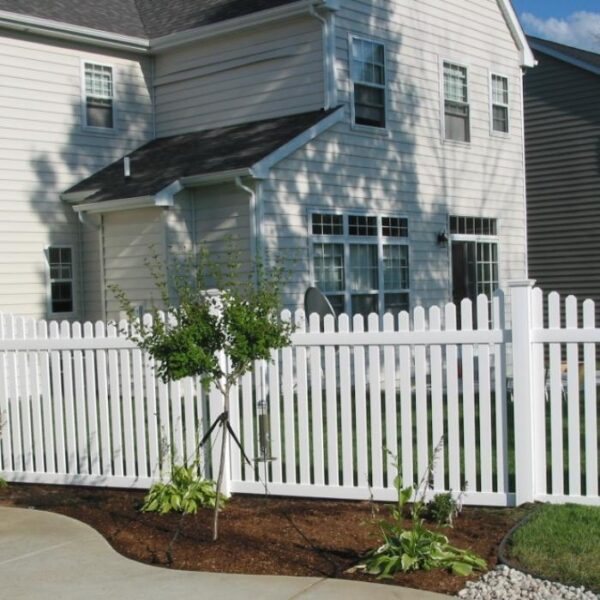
[351,38,386,128]
[491,74,509,133]
[443,62,470,142]
[84,62,114,129]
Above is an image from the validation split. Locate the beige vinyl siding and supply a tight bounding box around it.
[0,29,153,320]
[525,52,600,321]
[81,225,103,322]
[154,16,324,136]
[262,0,527,312]
[103,208,165,319]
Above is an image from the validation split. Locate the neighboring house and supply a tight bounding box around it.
[524,37,600,320]
[0,0,535,322]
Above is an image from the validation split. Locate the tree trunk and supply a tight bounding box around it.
[212,389,230,542]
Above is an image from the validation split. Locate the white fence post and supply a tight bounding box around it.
[509,279,538,505]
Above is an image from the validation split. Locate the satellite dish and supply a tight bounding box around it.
[304,287,336,320]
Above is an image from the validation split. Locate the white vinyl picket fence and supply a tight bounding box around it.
[0,280,598,507]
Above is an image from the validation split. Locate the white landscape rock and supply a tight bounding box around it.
[457,565,599,600]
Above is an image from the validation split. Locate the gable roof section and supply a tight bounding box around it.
[0,0,299,39]
[63,108,343,209]
[528,36,600,77]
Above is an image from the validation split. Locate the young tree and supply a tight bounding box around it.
[110,245,294,540]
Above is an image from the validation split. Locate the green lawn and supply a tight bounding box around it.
[508,503,600,592]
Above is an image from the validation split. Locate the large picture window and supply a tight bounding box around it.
[443,61,470,142]
[83,62,114,129]
[48,246,74,314]
[311,212,409,317]
[350,37,386,128]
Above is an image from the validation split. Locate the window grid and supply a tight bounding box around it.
[311,212,409,317]
[312,213,343,235]
[450,216,497,236]
[491,74,509,133]
[443,61,470,142]
[48,247,74,314]
[84,62,114,129]
[351,37,386,128]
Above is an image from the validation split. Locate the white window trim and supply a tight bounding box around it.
[348,34,389,133]
[439,57,471,145]
[45,245,77,318]
[489,71,510,137]
[80,58,117,134]
[447,215,502,302]
[308,208,411,316]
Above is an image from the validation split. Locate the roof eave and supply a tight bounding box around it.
[496,0,536,68]
[0,10,150,53]
[528,40,600,77]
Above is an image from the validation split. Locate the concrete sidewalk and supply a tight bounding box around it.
[0,506,452,599]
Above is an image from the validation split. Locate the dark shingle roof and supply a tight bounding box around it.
[65,109,336,204]
[527,36,600,70]
[0,0,299,38]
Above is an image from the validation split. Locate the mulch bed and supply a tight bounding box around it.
[0,484,528,595]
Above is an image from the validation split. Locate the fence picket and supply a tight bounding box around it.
[72,322,88,474]
[353,314,368,489]
[84,322,100,476]
[6,316,22,472]
[0,314,11,471]
[368,313,384,489]
[414,307,428,482]
[49,320,66,473]
[38,320,53,473]
[131,339,147,478]
[142,314,159,478]
[476,296,492,493]
[460,299,477,492]
[60,320,77,474]
[338,314,353,487]
[281,310,296,484]
[241,371,255,482]
[308,313,325,486]
[445,303,460,491]
[429,306,444,490]
[382,312,397,488]
[565,296,581,496]
[267,350,282,484]
[531,288,546,496]
[323,315,338,487]
[295,310,310,485]
[26,318,44,472]
[583,300,598,497]
[548,292,564,496]
[107,322,123,477]
[492,292,508,494]
[95,321,111,476]
[398,311,413,487]
[16,317,34,472]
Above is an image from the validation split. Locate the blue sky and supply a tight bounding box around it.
[512,0,600,51]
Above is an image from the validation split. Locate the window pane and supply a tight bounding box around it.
[382,217,408,238]
[349,215,377,237]
[313,243,345,292]
[312,213,343,235]
[444,63,468,103]
[326,294,345,316]
[445,103,470,142]
[351,293,378,318]
[349,244,378,291]
[492,75,508,105]
[449,216,497,236]
[354,84,385,127]
[86,101,113,129]
[493,105,509,133]
[384,293,409,315]
[51,282,73,313]
[383,245,409,290]
[85,63,113,98]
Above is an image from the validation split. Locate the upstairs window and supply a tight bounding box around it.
[491,74,509,133]
[311,212,409,317]
[48,247,74,314]
[351,38,386,128]
[443,62,470,142]
[83,62,114,129]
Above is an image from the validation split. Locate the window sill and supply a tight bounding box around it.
[350,123,391,138]
[490,130,510,139]
[442,138,471,148]
[82,126,117,137]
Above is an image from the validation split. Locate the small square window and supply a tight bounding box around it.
[349,215,377,237]
[382,217,408,238]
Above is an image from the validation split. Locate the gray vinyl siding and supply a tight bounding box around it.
[0,29,153,320]
[154,15,324,136]
[262,0,528,312]
[524,52,600,320]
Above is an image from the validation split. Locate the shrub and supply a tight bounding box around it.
[141,465,225,515]
[426,492,461,527]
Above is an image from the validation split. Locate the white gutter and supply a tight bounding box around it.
[0,10,150,53]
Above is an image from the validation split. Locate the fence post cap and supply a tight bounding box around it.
[507,279,536,288]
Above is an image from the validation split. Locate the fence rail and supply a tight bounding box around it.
[0,281,598,507]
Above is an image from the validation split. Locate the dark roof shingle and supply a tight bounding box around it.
[527,36,600,70]
[65,109,336,204]
[0,0,299,38]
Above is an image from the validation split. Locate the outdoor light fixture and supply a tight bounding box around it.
[437,230,449,245]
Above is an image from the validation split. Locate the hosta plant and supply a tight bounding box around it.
[141,465,225,515]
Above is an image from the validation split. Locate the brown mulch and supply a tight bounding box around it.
[0,484,529,595]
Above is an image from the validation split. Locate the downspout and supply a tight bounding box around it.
[309,4,332,110]
[235,177,259,266]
